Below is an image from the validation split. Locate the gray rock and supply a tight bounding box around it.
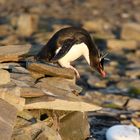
[93,31,115,40]
[38,77,82,94]
[85,91,128,108]
[126,62,140,69]
[126,69,140,78]
[0,63,20,69]
[11,66,30,74]
[0,99,17,140]
[0,69,10,85]
[12,134,32,140]
[0,25,13,36]
[118,79,140,88]
[135,49,140,57]
[116,79,140,95]
[121,23,140,41]
[0,0,6,4]
[87,76,107,88]
[17,14,38,37]
[35,126,62,140]
[116,81,129,92]
[27,62,75,79]
[0,35,19,45]
[126,53,139,62]
[83,19,111,32]
[10,73,35,83]
[127,99,140,111]
[11,79,30,87]
[107,39,137,50]
[59,112,90,140]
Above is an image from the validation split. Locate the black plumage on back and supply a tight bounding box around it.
[36,27,100,63]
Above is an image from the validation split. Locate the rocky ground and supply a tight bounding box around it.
[0,0,140,140]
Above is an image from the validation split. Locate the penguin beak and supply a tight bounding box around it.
[96,64,106,78]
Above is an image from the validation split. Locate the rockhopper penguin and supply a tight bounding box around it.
[36,27,107,78]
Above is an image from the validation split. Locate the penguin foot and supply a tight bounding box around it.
[58,62,80,78]
[69,65,80,78]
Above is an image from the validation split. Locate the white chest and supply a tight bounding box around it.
[57,42,90,65]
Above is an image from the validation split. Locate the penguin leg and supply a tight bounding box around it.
[58,61,80,78]
[68,65,80,78]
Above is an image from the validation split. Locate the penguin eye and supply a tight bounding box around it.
[100,58,104,69]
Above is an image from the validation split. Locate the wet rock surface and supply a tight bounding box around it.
[0,0,140,139]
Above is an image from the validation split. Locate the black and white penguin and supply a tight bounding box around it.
[36,27,107,78]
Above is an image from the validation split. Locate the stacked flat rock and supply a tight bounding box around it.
[0,44,101,140]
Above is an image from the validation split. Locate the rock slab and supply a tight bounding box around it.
[17,14,38,37]
[127,99,140,111]
[59,112,90,140]
[121,23,140,41]
[0,69,10,85]
[0,99,17,140]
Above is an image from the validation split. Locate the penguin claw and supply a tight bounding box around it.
[75,72,80,79]
[58,63,80,79]
[68,65,80,79]
[73,68,80,79]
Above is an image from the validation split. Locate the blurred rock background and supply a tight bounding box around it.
[0,0,140,140]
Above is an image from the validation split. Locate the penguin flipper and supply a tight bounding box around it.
[50,39,77,62]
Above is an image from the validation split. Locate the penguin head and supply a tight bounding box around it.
[90,52,108,77]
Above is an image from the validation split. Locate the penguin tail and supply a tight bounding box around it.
[49,57,58,63]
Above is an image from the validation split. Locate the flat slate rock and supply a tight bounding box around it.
[127,99,140,111]
[27,62,75,79]
[0,62,20,69]
[0,44,42,62]
[121,23,140,41]
[35,126,62,140]
[35,81,80,100]
[59,112,90,140]
[25,95,101,111]
[107,39,137,50]
[36,77,82,95]
[0,69,10,85]
[20,87,45,98]
[11,66,30,74]
[0,87,25,111]
[0,99,17,140]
